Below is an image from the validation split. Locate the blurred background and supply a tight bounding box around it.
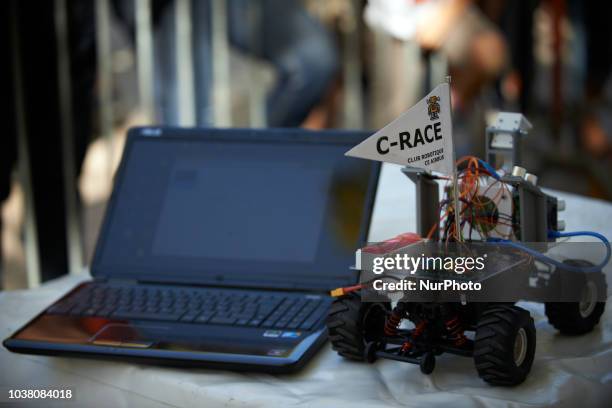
[2,0,611,290]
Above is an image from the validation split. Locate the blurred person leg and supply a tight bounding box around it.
[228,0,339,127]
[416,1,508,156]
[429,3,508,111]
[496,0,539,112]
[153,0,338,127]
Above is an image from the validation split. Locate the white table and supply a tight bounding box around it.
[1,164,612,407]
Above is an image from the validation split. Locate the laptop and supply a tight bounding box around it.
[4,127,380,372]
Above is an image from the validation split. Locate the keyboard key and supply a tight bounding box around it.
[112,311,183,321]
[69,306,87,316]
[209,316,237,325]
[287,320,302,329]
[47,303,74,314]
[299,304,329,330]
[82,307,100,316]
[180,313,199,323]
[195,312,215,323]
[45,284,327,333]
[96,307,115,317]
[234,312,255,320]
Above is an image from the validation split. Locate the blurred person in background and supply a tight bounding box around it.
[364,0,508,156]
[572,0,611,158]
[499,0,612,159]
[114,0,339,127]
[3,0,339,286]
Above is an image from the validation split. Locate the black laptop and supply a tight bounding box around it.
[4,127,379,372]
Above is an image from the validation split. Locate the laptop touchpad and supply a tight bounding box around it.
[90,323,163,348]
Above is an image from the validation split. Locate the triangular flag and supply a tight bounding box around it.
[346,82,454,175]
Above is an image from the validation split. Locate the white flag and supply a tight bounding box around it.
[346,82,454,175]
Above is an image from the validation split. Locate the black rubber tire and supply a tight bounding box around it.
[419,352,435,375]
[474,305,536,386]
[545,260,607,335]
[326,293,389,361]
[364,341,379,363]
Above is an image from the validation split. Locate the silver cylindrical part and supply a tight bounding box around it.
[512,166,527,178]
[557,220,566,231]
[557,199,566,211]
[524,173,538,185]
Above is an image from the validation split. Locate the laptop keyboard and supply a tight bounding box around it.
[46,284,330,331]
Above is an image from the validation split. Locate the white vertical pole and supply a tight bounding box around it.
[447,75,462,242]
[175,0,196,126]
[342,0,364,129]
[10,0,41,287]
[55,0,84,275]
[211,0,231,126]
[135,0,155,123]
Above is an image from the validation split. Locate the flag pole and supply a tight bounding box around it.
[446,75,462,242]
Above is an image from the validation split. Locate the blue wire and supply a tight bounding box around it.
[470,158,608,272]
[488,230,611,273]
[477,159,501,180]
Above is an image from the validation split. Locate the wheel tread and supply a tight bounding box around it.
[473,305,536,386]
[326,293,389,362]
[545,261,607,335]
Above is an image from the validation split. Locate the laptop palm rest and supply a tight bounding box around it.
[91,323,161,348]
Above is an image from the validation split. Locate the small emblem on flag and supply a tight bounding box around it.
[427,95,440,121]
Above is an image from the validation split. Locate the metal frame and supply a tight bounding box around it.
[401,167,440,241]
[485,113,532,171]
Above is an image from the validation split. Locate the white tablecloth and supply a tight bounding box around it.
[1,164,611,407]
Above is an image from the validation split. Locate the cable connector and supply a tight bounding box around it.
[330,287,345,297]
[489,232,611,272]
[330,284,363,297]
[477,159,501,180]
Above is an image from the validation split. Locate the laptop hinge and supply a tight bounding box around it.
[104,278,139,285]
[100,278,333,294]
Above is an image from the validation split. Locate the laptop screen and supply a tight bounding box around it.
[92,128,378,290]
